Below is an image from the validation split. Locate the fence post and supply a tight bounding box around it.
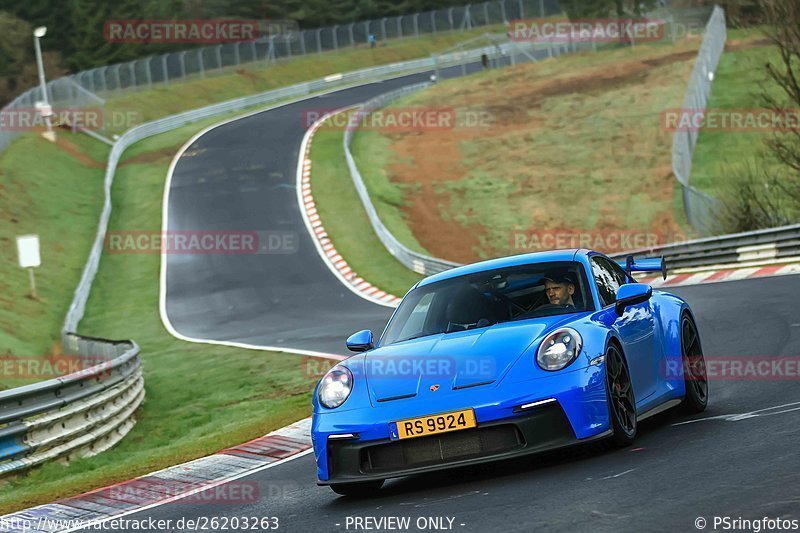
[179,51,187,79]
[285,34,292,58]
[413,13,419,37]
[162,55,169,85]
[234,42,240,66]
[348,23,355,47]
[448,8,455,30]
[198,49,205,78]
[215,45,222,70]
[332,25,339,49]
[483,2,489,26]
[539,0,545,17]
[299,31,306,55]
[144,58,152,88]
[316,29,322,53]
[431,11,437,33]
[500,1,507,24]
[113,65,122,91]
[397,16,403,39]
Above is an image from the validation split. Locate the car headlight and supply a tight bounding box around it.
[318,366,353,409]
[537,328,583,371]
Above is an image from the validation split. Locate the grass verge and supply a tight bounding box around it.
[351,37,711,263]
[310,116,423,297]
[691,29,784,195]
[0,115,320,514]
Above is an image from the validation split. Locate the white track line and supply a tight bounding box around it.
[158,95,396,359]
[59,449,315,533]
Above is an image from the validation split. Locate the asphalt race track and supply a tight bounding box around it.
[162,63,489,354]
[94,276,800,532]
[146,62,800,531]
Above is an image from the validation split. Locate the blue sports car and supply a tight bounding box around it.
[312,249,708,495]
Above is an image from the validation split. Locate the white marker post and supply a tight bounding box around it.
[16,235,41,298]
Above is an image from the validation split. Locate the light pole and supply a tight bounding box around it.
[33,26,56,142]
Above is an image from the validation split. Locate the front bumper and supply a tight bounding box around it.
[313,363,610,484]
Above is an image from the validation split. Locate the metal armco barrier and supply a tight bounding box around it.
[343,84,462,277]
[0,333,143,476]
[610,224,800,271]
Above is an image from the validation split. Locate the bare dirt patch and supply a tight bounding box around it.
[53,135,105,168]
[120,144,184,166]
[380,46,700,262]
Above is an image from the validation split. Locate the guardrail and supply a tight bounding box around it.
[609,224,800,271]
[62,43,528,331]
[343,83,462,276]
[0,333,143,476]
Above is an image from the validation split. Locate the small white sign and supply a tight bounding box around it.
[16,235,41,268]
[35,101,53,118]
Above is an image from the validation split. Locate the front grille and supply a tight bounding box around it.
[363,425,522,472]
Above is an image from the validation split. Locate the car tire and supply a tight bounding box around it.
[680,314,709,413]
[330,479,384,497]
[605,343,637,447]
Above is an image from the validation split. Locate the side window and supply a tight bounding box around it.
[591,257,626,307]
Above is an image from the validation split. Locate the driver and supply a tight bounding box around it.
[541,272,576,308]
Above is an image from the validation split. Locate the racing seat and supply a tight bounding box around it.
[444,287,494,333]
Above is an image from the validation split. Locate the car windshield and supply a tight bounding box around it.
[381,261,591,346]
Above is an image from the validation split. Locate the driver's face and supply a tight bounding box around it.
[544,280,574,305]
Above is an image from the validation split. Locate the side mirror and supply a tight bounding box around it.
[346,329,374,352]
[614,283,652,315]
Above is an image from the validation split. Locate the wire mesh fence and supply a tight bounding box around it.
[671,5,727,236]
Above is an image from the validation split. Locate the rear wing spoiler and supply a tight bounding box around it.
[616,256,668,280]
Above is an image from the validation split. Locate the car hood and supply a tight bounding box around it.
[365,315,575,403]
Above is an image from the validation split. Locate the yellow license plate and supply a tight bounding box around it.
[395,409,477,440]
